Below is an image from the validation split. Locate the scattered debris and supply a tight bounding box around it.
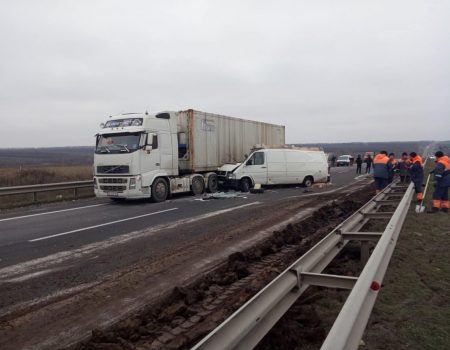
[199,191,248,200]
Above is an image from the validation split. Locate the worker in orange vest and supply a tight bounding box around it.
[428,151,450,213]
[409,152,424,203]
[373,151,391,194]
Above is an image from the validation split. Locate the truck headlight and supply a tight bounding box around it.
[227,173,236,179]
[129,178,136,189]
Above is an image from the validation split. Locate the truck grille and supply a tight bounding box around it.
[100,185,127,192]
[98,178,128,184]
[97,165,129,174]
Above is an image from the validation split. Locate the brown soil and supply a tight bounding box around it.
[76,189,373,350]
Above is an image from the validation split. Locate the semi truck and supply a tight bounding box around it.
[93,109,285,202]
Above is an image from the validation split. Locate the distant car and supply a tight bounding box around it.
[336,155,353,166]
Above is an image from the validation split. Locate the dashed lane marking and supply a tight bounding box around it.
[0,203,109,223]
[28,208,179,242]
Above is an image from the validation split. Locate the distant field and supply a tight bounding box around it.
[0,146,93,166]
[0,165,92,187]
[295,141,432,157]
[0,165,93,209]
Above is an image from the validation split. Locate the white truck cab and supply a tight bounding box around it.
[94,112,181,201]
[218,148,329,192]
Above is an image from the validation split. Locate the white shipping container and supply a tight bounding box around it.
[177,109,285,173]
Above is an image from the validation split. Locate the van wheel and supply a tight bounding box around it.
[240,178,251,192]
[303,176,314,188]
[151,178,169,202]
[207,174,218,193]
[191,176,205,195]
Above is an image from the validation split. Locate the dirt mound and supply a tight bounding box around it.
[77,188,373,350]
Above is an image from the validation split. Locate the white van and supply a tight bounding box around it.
[218,149,330,192]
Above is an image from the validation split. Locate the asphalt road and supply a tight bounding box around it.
[0,165,373,350]
[0,166,365,268]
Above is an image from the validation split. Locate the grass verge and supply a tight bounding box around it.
[364,183,450,349]
[0,165,93,209]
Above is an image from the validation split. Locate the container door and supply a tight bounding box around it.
[243,151,268,184]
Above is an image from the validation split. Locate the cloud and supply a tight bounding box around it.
[0,0,449,147]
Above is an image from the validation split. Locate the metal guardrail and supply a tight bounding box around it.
[321,181,414,349]
[192,180,413,350]
[0,181,94,201]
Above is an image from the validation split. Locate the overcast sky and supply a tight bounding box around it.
[1,0,449,147]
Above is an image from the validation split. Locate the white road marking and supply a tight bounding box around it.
[2,268,61,283]
[29,207,179,242]
[1,202,262,280]
[0,203,109,223]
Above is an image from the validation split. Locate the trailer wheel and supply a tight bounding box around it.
[240,178,251,192]
[191,176,205,195]
[207,174,219,193]
[303,176,314,188]
[151,178,169,202]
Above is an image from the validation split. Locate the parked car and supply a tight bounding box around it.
[336,155,353,166]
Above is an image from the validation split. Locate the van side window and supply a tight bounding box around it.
[248,152,264,165]
[151,135,158,149]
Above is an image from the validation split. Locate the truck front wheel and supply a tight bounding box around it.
[151,178,169,202]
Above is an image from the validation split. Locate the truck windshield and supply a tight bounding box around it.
[96,133,142,154]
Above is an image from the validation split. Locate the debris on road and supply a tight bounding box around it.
[198,191,248,200]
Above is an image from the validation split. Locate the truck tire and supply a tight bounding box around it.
[303,176,314,188]
[240,178,251,192]
[207,174,218,193]
[191,176,205,195]
[151,178,169,202]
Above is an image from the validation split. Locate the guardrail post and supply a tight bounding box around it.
[33,192,37,202]
[73,187,78,198]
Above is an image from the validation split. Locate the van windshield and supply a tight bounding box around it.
[246,152,265,165]
[96,133,142,154]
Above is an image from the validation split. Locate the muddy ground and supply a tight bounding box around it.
[77,187,375,350]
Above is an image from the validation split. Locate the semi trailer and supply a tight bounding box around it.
[93,109,285,202]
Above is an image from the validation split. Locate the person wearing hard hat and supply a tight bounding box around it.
[409,152,424,204]
[428,151,450,213]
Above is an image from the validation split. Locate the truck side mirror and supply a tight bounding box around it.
[144,145,153,151]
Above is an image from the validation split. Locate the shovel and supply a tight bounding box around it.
[415,173,431,213]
